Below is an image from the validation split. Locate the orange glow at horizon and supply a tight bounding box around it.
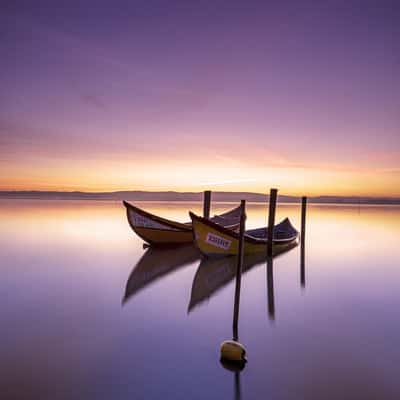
[1,156,399,197]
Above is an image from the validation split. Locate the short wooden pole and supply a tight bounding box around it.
[266,256,275,320]
[203,190,211,219]
[300,196,307,287]
[267,188,278,257]
[232,199,246,340]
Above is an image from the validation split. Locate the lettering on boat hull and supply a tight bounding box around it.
[129,209,178,230]
[206,232,232,250]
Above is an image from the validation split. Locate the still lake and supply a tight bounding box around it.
[1,200,400,399]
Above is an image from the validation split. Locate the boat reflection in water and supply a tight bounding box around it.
[188,242,298,313]
[123,244,200,304]
[188,253,266,313]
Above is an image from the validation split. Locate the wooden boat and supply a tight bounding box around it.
[189,212,299,256]
[123,244,200,304]
[123,201,241,245]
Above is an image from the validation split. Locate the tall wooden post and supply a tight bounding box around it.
[203,190,211,219]
[267,188,278,257]
[300,196,307,287]
[232,200,246,340]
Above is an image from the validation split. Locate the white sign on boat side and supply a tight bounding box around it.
[205,232,232,250]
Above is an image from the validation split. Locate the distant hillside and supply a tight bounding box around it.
[1,190,400,204]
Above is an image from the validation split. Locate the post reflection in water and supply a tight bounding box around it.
[300,236,306,288]
[266,241,300,321]
[266,256,275,321]
[220,358,243,400]
[123,244,200,304]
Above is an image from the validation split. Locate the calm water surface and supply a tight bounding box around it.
[1,200,400,399]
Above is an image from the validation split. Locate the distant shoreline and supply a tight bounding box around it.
[1,190,399,205]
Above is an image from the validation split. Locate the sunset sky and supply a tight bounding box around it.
[1,1,399,196]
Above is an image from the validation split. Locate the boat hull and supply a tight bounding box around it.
[190,212,299,256]
[133,226,194,245]
[123,201,241,246]
[124,201,193,245]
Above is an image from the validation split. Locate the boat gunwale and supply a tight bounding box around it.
[123,201,193,231]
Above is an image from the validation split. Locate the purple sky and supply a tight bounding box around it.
[1,1,399,195]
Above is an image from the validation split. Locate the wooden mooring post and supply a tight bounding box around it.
[233,199,246,339]
[220,200,247,366]
[267,188,278,257]
[203,190,211,219]
[300,196,307,287]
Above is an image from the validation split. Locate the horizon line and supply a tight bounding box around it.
[0,189,399,201]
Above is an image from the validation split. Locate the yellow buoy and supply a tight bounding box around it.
[220,340,247,363]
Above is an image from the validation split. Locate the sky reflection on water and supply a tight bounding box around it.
[1,200,400,399]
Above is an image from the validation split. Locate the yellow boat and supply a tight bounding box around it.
[189,212,299,256]
[123,201,241,246]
